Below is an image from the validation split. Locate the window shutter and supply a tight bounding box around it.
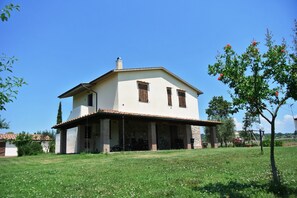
[167,87,172,106]
[177,90,186,108]
[138,81,149,103]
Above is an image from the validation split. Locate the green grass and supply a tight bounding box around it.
[1,147,297,197]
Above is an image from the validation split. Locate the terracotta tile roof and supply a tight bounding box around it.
[53,109,221,129]
[0,134,52,141]
[0,134,17,140]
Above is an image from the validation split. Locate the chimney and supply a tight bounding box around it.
[116,57,123,69]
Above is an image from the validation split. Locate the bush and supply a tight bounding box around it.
[275,140,283,147]
[14,132,43,156]
[17,142,43,156]
[262,139,270,147]
[262,139,283,147]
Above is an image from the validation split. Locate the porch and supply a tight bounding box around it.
[54,109,220,154]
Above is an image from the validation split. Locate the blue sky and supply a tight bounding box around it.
[1,0,296,134]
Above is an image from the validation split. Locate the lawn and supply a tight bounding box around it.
[0,147,296,197]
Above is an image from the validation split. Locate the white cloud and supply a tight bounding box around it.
[260,114,295,133]
[233,117,242,131]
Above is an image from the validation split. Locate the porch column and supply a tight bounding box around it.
[60,129,67,154]
[185,125,192,149]
[148,122,157,151]
[100,119,110,153]
[210,126,218,148]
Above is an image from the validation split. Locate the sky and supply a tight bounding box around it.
[0,0,297,134]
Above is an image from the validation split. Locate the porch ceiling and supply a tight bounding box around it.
[52,109,221,129]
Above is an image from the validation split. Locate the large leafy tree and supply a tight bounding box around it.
[205,96,235,146]
[0,4,26,128]
[208,21,297,189]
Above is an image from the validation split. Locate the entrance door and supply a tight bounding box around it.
[0,142,5,156]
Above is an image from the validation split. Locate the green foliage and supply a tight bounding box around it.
[205,96,234,121]
[17,142,43,156]
[0,148,296,197]
[1,4,25,120]
[262,139,283,147]
[56,102,62,134]
[205,96,235,146]
[0,115,9,129]
[0,55,26,111]
[0,3,19,22]
[13,132,43,156]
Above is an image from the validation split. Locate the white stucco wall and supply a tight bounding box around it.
[68,69,200,120]
[93,74,118,110]
[66,127,78,154]
[55,133,61,154]
[41,141,50,153]
[5,142,17,157]
[117,70,199,119]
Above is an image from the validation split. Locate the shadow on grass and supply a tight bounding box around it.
[193,180,297,198]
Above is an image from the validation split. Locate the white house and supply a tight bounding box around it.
[53,58,220,154]
[0,134,52,156]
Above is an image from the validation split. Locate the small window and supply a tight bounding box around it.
[137,81,149,103]
[177,89,186,108]
[88,93,93,106]
[167,87,172,106]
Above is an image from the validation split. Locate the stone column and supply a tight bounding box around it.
[100,119,110,153]
[185,125,192,149]
[210,126,218,148]
[191,125,202,149]
[148,122,157,151]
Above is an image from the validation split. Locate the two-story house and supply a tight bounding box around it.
[53,58,220,153]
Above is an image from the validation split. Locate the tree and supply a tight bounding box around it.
[56,102,62,133]
[205,96,235,146]
[1,4,26,128]
[208,21,297,189]
[221,118,236,147]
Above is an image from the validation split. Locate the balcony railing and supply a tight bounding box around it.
[67,105,96,121]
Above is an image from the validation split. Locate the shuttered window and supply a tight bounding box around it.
[177,89,186,108]
[138,81,149,103]
[167,87,172,106]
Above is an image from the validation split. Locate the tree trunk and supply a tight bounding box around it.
[270,118,281,187]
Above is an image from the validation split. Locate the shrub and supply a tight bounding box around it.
[275,140,283,147]
[13,132,43,156]
[262,139,283,147]
[262,139,270,147]
[17,142,43,156]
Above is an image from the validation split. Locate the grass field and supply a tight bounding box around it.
[1,147,297,197]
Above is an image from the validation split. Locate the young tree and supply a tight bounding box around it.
[208,21,297,189]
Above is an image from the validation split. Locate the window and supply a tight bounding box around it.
[88,93,93,106]
[177,89,186,108]
[167,87,172,106]
[137,81,149,103]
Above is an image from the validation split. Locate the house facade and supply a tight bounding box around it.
[54,58,220,154]
[0,134,52,156]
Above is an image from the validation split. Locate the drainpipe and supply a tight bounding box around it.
[122,116,125,151]
[81,84,98,111]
